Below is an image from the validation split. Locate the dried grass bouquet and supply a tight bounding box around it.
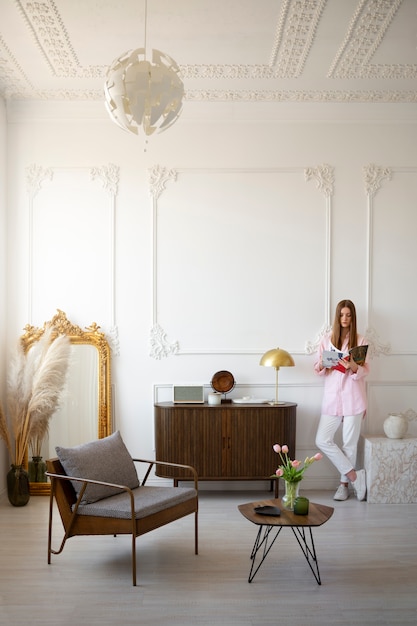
[0,324,71,467]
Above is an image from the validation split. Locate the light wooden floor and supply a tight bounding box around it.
[1,488,416,626]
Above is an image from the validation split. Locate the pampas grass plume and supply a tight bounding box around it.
[1,324,71,466]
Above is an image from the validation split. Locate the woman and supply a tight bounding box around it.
[314,299,369,501]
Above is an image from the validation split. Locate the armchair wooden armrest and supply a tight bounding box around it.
[133,458,198,489]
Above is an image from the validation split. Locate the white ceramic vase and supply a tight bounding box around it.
[383,413,408,439]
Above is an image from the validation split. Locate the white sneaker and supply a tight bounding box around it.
[333,484,349,501]
[352,469,366,501]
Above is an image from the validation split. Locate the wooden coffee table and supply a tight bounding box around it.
[238,498,334,585]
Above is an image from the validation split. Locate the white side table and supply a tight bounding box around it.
[362,436,417,503]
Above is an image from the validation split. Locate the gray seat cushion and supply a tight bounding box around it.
[56,431,140,505]
[75,485,197,520]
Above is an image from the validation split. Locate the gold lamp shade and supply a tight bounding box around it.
[260,348,294,405]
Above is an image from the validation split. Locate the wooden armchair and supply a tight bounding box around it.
[45,433,198,586]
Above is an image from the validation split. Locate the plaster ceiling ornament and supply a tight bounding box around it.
[0,0,416,103]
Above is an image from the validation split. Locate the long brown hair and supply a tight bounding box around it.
[331,299,358,350]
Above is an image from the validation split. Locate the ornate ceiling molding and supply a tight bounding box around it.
[268,0,327,74]
[1,0,415,104]
[0,33,34,97]
[328,0,416,80]
[16,0,105,78]
[185,89,417,103]
[5,87,416,104]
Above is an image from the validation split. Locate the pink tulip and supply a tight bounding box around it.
[275,468,284,477]
[291,460,301,468]
[281,445,289,454]
[314,453,323,461]
[273,444,281,453]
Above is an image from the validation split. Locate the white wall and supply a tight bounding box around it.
[0,96,7,492]
[3,99,417,491]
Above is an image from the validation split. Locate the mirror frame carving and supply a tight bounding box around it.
[21,309,112,495]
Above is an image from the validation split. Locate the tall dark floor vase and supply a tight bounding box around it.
[7,464,30,506]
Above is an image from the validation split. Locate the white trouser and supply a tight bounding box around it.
[315,412,364,482]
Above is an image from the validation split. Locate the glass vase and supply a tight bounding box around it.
[28,456,47,483]
[7,464,30,507]
[282,480,300,511]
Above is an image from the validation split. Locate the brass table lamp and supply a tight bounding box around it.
[260,347,294,405]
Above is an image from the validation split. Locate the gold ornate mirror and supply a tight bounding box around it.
[21,310,112,495]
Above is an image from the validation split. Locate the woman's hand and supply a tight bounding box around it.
[339,357,358,373]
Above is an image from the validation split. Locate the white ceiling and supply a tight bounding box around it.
[0,0,416,104]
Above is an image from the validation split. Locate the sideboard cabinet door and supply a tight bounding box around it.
[154,405,223,479]
[224,405,296,478]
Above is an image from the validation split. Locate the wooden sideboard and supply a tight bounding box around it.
[154,402,297,490]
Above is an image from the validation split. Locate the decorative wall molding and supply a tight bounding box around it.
[26,164,118,344]
[26,163,53,198]
[148,165,177,200]
[91,163,119,198]
[305,325,392,360]
[148,165,331,359]
[362,162,392,357]
[148,165,179,360]
[364,162,391,356]
[364,325,391,358]
[150,323,179,361]
[305,163,334,198]
[305,163,334,342]
[363,163,392,198]
[26,163,54,322]
[364,164,417,356]
[305,322,332,355]
[90,163,120,351]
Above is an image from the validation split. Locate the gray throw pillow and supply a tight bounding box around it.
[56,431,139,504]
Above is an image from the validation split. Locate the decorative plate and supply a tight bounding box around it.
[211,370,235,393]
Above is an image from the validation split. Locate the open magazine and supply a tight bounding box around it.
[323,344,368,372]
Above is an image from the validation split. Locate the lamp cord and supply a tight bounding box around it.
[144,0,148,57]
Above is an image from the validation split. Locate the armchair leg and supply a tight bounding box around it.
[132,533,137,586]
